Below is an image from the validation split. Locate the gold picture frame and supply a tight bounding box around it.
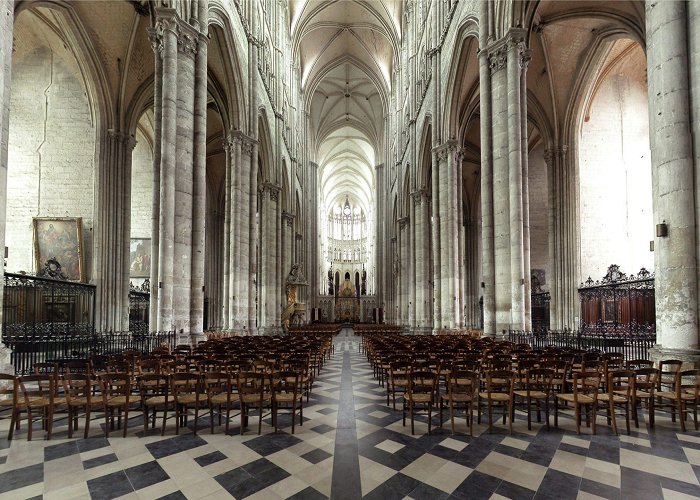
[33,217,84,282]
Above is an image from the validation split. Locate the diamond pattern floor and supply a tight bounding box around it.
[0,329,699,499]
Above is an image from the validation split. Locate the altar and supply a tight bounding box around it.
[336,275,360,323]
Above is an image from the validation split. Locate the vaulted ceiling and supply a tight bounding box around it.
[291,0,403,216]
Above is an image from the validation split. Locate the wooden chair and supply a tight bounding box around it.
[138,373,171,436]
[657,369,700,431]
[204,371,237,434]
[388,360,411,410]
[439,369,478,435]
[626,359,654,371]
[0,374,19,440]
[598,370,633,435]
[478,369,514,434]
[63,373,103,439]
[555,371,601,435]
[170,372,207,435]
[403,370,438,435]
[237,371,273,435]
[512,367,554,430]
[100,373,136,438]
[631,367,659,428]
[272,371,304,434]
[17,374,57,440]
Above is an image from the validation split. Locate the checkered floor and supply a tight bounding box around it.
[1,330,700,499]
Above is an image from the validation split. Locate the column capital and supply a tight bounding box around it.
[177,21,199,58]
[261,182,282,202]
[230,130,257,156]
[398,216,410,228]
[432,139,460,162]
[410,189,429,205]
[282,211,295,227]
[107,129,136,150]
[375,163,385,171]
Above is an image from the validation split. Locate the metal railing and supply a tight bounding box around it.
[2,330,176,375]
[508,329,656,361]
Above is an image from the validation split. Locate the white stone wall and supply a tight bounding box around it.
[7,45,95,276]
[579,72,653,281]
[130,128,153,239]
[528,142,550,286]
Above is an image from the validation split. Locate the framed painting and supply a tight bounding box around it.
[129,238,151,278]
[33,217,84,282]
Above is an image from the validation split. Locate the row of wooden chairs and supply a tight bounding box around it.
[0,367,310,441]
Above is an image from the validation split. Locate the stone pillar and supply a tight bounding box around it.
[434,141,460,330]
[488,41,511,336]
[221,137,232,329]
[148,7,207,341]
[246,140,258,334]
[409,192,417,329]
[147,25,163,333]
[520,45,532,331]
[259,183,281,334]
[507,29,526,332]
[95,131,135,332]
[646,0,699,358]
[479,5,496,336]
[688,1,700,331]
[430,153,442,331]
[398,217,409,325]
[412,190,431,334]
[375,163,385,310]
[190,2,208,341]
[0,0,12,366]
[307,161,319,312]
[465,218,481,328]
[282,211,295,285]
[152,9,179,333]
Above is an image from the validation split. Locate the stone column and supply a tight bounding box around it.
[398,217,409,325]
[409,192,417,329]
[189,3,208,341]
[0,0,12,365]
[307,161,319,312]
[507,29,526,332]
[153,9,179,333]
[282,211,295,283]
[412,191,426,332]
[221,137,232,329]
[488,41,510,336]
[465,218,481,328]
[95,131,135,332]
[688,2,700,327]
[430,152,442,331]
[520,45,532,331]
[479,5,496,336]
[646,0,699,358]
[260,182,281,334]
[375,163,385,310]
[245,139,258,334]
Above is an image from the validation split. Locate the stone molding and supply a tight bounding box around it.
[398,216,410,228]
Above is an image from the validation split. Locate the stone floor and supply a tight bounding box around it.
[0,329,699,499]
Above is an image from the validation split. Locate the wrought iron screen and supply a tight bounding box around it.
[3,270,96,339]
[578,264,655,334]
[129,280,150,335]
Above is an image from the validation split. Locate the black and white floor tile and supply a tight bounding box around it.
[1,329,700,499]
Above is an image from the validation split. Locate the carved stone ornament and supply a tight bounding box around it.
[411,190,426,206]
[488,46,507,73]
[147,26,163,56]
[177,33,198,56]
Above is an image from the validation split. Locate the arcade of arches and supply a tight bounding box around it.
[0,0,699,362]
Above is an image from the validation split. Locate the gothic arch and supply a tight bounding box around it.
[443,17,480,137]
[257,108,274,184]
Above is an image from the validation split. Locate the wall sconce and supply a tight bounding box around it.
[656,221,668,238]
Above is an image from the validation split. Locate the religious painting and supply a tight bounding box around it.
[602,299,618,324]
[33,217,84,282]
[129,238,151,278]
[45,302,74,323]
